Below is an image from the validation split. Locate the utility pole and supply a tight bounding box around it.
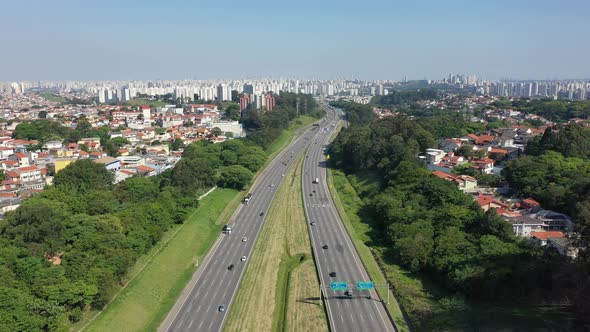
[296,97,300,117]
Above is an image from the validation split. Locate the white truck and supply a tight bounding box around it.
[243,193,253,204]
[313,178,319,184]
[222,224,232,234]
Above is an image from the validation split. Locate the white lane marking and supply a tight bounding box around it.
[188,319,194,329]
[198,321,204,331]
[197,305,201,312]
[206,304,211,313]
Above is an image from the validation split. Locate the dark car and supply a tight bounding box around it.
[322,245,328,249]
[228,264,234,270]
[310,222,316,226]
[329,272,336,277]
[259,212,264,216]
[218,305,226,312]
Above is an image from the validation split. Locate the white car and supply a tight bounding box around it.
[241,256,247,262]
[242,237,248,242]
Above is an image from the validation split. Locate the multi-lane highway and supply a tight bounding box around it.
[302,107,397,332]
[159,109,338,332]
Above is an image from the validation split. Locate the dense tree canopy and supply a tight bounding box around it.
[371,88,439,107]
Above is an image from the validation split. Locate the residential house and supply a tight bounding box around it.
[117,155,145,168]
[533,210,573,231]
[476,195,508,211]
[89,151,107,160]
[466,134,495,146]
[8,153,30,167]
[94,156,121,171]
[431,171,477,191]
[506,215,546,237]
[135,164,157,176]
[425,148,445,165]
[471,158,494,174]
[516,198,541,212]
[0,147,15,160]
[439,138,463,152]
[530,231,565,246]
[496,129,517,147]
[77,138,101,151]
[43,140,63,150]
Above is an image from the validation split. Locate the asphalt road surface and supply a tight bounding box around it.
[302,107,397,332]
[159,109,338,332]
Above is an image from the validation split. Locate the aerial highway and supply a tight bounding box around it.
[159,108,338,332]
[302,106,397,332]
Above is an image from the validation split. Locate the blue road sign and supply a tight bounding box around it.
[357,281,374,290]
[330,282,347,290]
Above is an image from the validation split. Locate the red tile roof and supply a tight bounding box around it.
[531,231,565,241]
[18,166,39,173]
[522,198,540,207]
[490,148,509,154]
[136,165,155,173]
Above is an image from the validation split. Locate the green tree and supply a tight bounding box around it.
[37,110,48,119]
[218,165,253,189]
[171,138,185,151]
[54,159,114,193]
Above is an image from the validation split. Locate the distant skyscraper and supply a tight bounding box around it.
[243,84,254,95]
[264,93,275,111]
[217,84,229,101]
[239,93,250,115]
[376,84,384,96]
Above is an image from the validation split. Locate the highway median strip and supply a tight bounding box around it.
[224,154,327,332]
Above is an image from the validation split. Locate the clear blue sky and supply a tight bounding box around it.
[1,0,588,81]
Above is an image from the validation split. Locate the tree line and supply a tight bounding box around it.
[492,98,590,122]
[242,92,323,149]
[371,88,439,107]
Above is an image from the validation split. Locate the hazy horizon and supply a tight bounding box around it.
[2,0,589,81]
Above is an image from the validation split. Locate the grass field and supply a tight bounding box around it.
[39,92,67,103]
[80,188,238,332]
[124,98,167,108]
[327,169,411,332]
[224,156,327,332]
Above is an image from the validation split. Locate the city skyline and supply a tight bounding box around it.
[2,0,589,81]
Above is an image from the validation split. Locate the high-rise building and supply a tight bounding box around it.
[243,84,254,95]
[141,105,151,124]
[376,84,384,96]
[217,84,229,101]
[239,93,250,115]
[264,93,276,111]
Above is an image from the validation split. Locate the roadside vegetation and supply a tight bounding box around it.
[327,100,580,330]
[224,156,327,332]
[83,188,238,332]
